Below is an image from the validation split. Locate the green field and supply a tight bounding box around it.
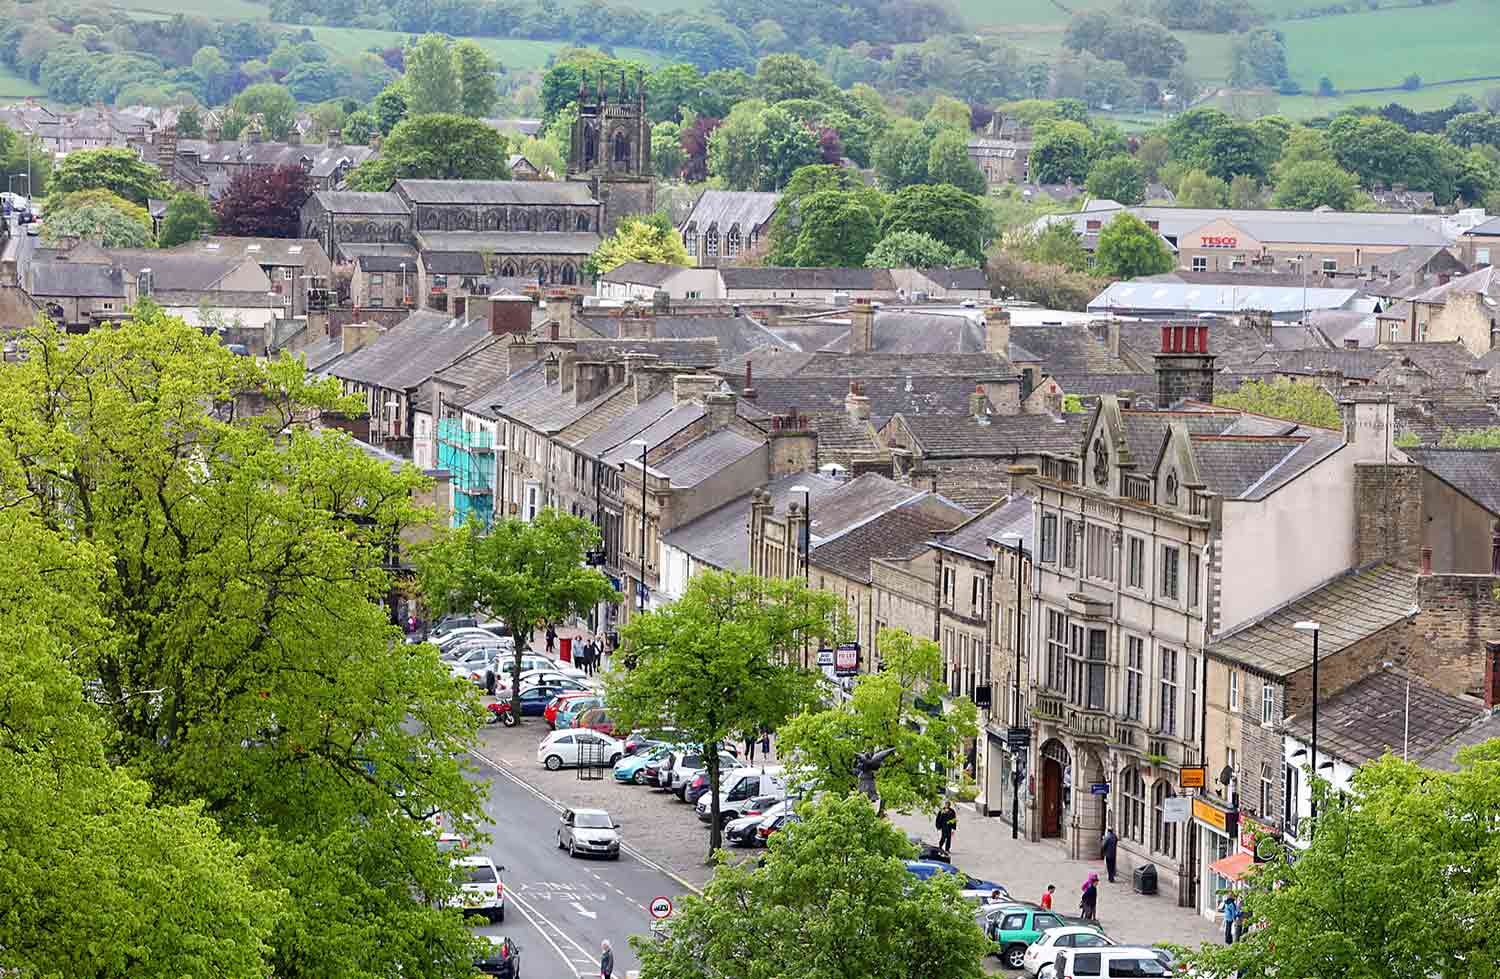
[306,25,659,68]
[0,62,43,98]
[1277,0,1500,91]
[112,0,271,19]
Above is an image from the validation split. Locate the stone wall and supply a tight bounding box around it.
[1238,676,1284,826]
[1354,463,1423,569]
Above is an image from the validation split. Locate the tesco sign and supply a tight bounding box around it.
[1200,235,1238,248]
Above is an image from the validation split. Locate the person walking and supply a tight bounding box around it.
[1079,872,1099,920]
[936,801,958,854]
[599,940,614,979]
[744,734,756,762]
[1040,884,1055,910]
[1221,893,1240,945]
[760,728,772,758]
[545,624,557,656]
[580,636,593,677]
[1101,827,1119,883]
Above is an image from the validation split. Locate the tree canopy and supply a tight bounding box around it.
[42,189,155,247]
[1271,159,1362,211]
[1085,154,1146,204]
[349,113,510,187]
[879,183,988,262]
[46,147,167,208]
[1093,211,1174,279]
[214,164,312,238]
[791,190,880,266]
[1213,377,1341,428]
[158,191,217,247]
[584,212,691,280]
[227,83,299,141]
[865,230,976,269]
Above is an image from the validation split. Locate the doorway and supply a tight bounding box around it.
[1042,758,1063,836]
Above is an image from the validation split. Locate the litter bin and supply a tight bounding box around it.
[559,636,573,664]
[1133,863,1158,895]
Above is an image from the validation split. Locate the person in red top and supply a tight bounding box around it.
[1040,884,1056,910]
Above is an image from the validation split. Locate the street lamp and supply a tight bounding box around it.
[998,531,1026,839]
[629,438,648,616]
[1294,620,1320,822]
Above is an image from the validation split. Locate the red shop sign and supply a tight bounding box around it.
[1200,235,1238,248]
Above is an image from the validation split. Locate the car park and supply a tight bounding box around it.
[553,696,604,729]
[695,766,788,824]
[623,730,676,755]
[1024,927,1119,977]
[430,615,480,641]
[537,729,624,770]
[544,690,596,727]
[905,860,1009,902]
[755,810,799,844]
[572,706,619,736]
[1051,947,1173,979]
[615,744,675,783]
[666,749,741,800]
[473,936,522,978]
[557,807,622,859]
[722,796,790,844]
[450,855,505,921]
[983,906,1101,970]
[505,654,584,680]
[487,681,587,725]
[434,627,497,651]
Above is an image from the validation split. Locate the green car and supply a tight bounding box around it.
[983,904,1100,970]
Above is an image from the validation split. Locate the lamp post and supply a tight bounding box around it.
[629,438,648,617]
[1294,620,1320,822]
[999,531,1026,840]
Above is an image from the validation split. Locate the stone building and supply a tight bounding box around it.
[679,190,780,267]
[966,113,1033,187]
[566,68,654,234]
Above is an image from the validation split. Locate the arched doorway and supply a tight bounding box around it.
[1040,739,1071,838]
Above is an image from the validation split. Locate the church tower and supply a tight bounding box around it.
[567,68,655,234]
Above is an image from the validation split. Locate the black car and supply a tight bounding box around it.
[906,835,952,863]
[474,936,521,978]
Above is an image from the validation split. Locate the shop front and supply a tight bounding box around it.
[1192,797,1240,919]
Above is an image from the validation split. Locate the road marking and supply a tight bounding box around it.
[569,900,599,919]
[509,888,604,969]
[507,889,596,977]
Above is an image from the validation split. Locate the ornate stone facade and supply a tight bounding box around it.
[567,69,655,234]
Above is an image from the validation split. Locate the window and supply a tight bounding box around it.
[1284,763,1301,835]
[1046,610,1068,692]
[942,567,956,607]
[1151,780,1177,857]
[1262,682,1275,724]
[971,574,986,616]
[1192,256,1207,272]
[1478,247,1491,265]
[370,273,384,286]
[525,483,540,521]
[1260,763,1274,818]
[705,231,719,258]
[1160,545,1180,600]
[1086,629,1107,710]
[1322,258,1337,273]
[1164,472,1178,505]
[1040,513,1058,563]
[1120,766,1146,843]
[1124,636,1144,722]
[1085,524,1114,581]
[1228,668,1239,712]
[684,233,697,257]
[1086,219,1101,232]
[1185,654,1198,742]
[1188,552,1200,609]
[431,273,447,288]
[726,228,741,258]
[1073,952,1102,975]
[1158,648,1178,735]
[1062,518,1079,569]
[1126,537,1144,588]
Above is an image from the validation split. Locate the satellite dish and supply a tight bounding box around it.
[1218,765,1235,787]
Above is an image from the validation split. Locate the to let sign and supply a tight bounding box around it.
[1200,235,1238,248]
[834,643,860,677]
[1192,797,1228,833]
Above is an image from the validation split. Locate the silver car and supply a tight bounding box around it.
[557,807,621,859]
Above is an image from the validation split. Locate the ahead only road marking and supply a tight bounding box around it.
[508,887,601,975]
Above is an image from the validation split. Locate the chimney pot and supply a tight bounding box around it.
[1421,545,1433,575]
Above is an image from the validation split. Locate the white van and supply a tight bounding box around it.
[1050,947,1173,979]
[695,766,787,824]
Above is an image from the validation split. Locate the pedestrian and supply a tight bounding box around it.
[1040,883,1055,910]
[1221,893,1240,945]
[599,940,614,979]
[745,734,756,762]
[585,637,598,676]
[760,728,772,757]
[546,624,557,656]
[1080,872,1099,920]
[936,800,957,854]
[1101,826,1119,883]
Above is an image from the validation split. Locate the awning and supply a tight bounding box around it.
[1208,851,1255,881]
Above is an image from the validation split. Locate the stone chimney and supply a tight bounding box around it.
[1154,323,1216,407]
[704,391,737,430]
[548,290,575,337]
[845,381,871,423]
[969,383,989,417]
[155,125,179,178]
[286,128,301,146]
[985,306,1011,359]
[743,360,757,401]
[340,321,384,354]
[618,305,656,340]
[848,299,874,353]
[543,353,561,387]
[507,341,539,375]
[768,410,818,476]
[1344,338,1360,350]
[673,373,720,405]
[574,360,612,405]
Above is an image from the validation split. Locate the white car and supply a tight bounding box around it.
[448,647,502,685]
[517,667,587,688]
[537,730,624,770]
[449,855,505,921]
[557,807,621,859]
[508,655,586,680]
[1023,926,1117,976]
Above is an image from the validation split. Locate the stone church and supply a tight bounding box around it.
[299,77,654,288]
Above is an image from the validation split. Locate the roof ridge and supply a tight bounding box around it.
[1212,560,1408,642]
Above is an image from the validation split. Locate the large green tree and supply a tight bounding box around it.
[606,571,838,853]
[416,510,617,717]
[0,309,486,979]
[584,212,691,279]
[865,230,976,269]
[45,147,167,207]
[1093,211,1174,279]
[791,190,879,266]
[926,129,988,197]
[227,83,298,141]
[872,118,932,190]
[158,191,216,247]
[1271,159,1361,210]
[453,39,498,119]
[767,164,881,263]
[348,113,509,188]
[631,794,988,979]
[1029,120,1092,185]
[1213,377,1341,426]
[880,183,989,263]
[41,189,155,247]
[779,628,978,814]
[405,34,462,116]
[1085,154,1146,204]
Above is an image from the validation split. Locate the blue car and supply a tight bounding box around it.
[614,744,678,784]
[487,683,578,726]
[905,860,1008,902]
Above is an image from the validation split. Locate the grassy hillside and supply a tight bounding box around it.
[1277,0,1500,91]
[306,25,661,68]
[0,63,43,98]
[114,0,270,18]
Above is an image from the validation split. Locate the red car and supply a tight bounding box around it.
[573,706,618,737]
[544,690,595,728]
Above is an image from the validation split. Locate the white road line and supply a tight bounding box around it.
[507,889,594,977]
[509,888,604,968]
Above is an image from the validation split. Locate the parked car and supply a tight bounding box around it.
[723,796,790,844]
[696,766,788,824]
[434,832,471,855]
[905,861,1009,902]
[487,681,587,726]
[983,906,1101,970]
[1051,947,1173,979]
[434,628,496,653]
[557,807,621,859]
[554,696,604,729]
[623,729,677,755]
[667,749,741,800]
[430,615,479,641]
[615,745,676,784]
[906,835,952,862]
[544,690,596,727]
[572,706,619,736]
[755,810,800,844]
[449,855,504,921]
[473,936,521,979]
[537,729,624,770]
[506,654,584,680]
[449,646,504,687]
[1024,927,1119,978]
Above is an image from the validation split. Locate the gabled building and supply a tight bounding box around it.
[679,190,780,267]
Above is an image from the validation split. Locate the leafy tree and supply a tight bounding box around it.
[759,105,822,189]
[1165,107,1274,181]
[1213,377,1340,426]
[926,129,988,196]
[1437,427,1500,447]
[872,118,932,190]
[45,147,167,208]
[865,230,975,268]
[284,62,350,103]
[584,212,690,278]
[453,39,498,118]
[791,190,879,266]
[191,44,234,104]
[632,794,988,979]
[1085,154,1145,204]
[0,310,485,979]
[1187,751,1500,979]
[924,94,971,133]
[405,33,461,116]
[1271,159,1361,210]
[880,183,989,262]
[645,63,705,124]
[416,510,616,717]
[1029,121,1092,184]
[349,113,508,187]
[767,164,878,263]
[987,251,1108,310]
[652,120,686,178]
[372,82,410,134]
[1093,211,1174,279]
[176,104,205,139]
[755,53,834,104]
[42,189,154,247]
[1445,111,1500,149]
[606,571,837,853]
[214,164,312,238]
[1174,167,1228,207]
[706,100,818,191]
[227,83,298,141]
[1014,221,1090,272]
[1230,28,1290,88]
[779,628,977,814]
[344,109,379,144]
[1062,10,1187,77]
[1228,173,1261,208]
[158,191,215,247]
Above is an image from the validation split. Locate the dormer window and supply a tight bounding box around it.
[1164,472,1179,505]
[1092,437,1109,487]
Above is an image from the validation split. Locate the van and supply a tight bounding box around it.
[695,766,787,824]
[1051,946,1173,979]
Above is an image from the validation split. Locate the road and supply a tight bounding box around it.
[466,750,689,979]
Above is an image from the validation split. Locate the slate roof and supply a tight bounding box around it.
[28,262,125,297]
[811,498,970,583]
[1054,204,1452,247]
[1402,448,1500,516]
[1013,323,1136,374]
[719,267,896,292]
[1375,341,1480,385]
[816,309,986,355]
[421,334,514,410]
[894,412,1088,457]
[416,231,600,255]
[1394,395,1500,445]
[1284,669,1484,767]
[1248,347,1397,381]
[356,254,416,273]
[571,391,677,458]
[579,314,781,362]
[338,243,418,266]
[299,334,346,373]
[652,430,763,487]
[918,267,990,290]
[1411,265,1500,303]
[573,338,720,368]
[461,360,546,419]
[422,251,488,275]
[108,251,254,291]
[1051,373,1157,399]
[177,138,374,179]
[600,403,707,465]
[1415,711,1500,772]
[329,310,492,390]
[681,190,780,233]
[1112,320,1277,370]
[662,473,842,571]
[394,179,597,206]
[182,237,327,267]
[312,191,407,215]
[1209,563,1418,676]
[936,495,1033,560]
[806,473,927,543]
[800,411,885,459]
[600,261,686,287]
[730,376,1003,421]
